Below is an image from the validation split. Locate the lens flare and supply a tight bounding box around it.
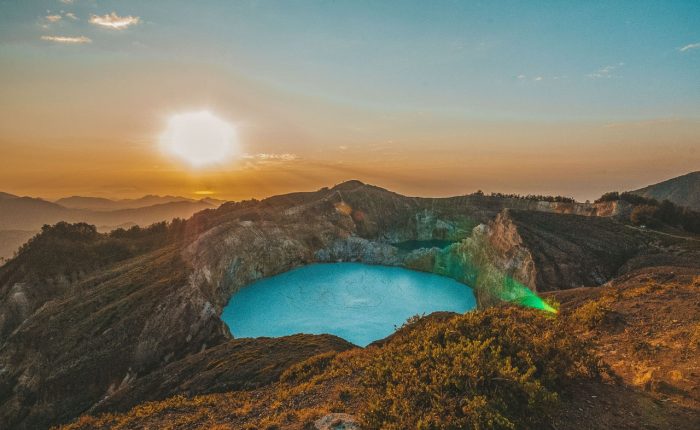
[499,276,558,313]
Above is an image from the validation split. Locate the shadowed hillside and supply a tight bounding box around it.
[0,193,224,263]
[632,171,700,210]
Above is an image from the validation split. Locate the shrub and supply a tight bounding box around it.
[359,307,600,430]
[630,205,661,228]
[571,297,617,329]
[595,191,620,203]
[280,351,338,384]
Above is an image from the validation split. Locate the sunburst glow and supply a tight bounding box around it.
[159,111,239,168]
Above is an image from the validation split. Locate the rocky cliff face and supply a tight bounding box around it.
[0,181,696,429]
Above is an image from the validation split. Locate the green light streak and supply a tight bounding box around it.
[407,233,557,314]
[500,277,558,313]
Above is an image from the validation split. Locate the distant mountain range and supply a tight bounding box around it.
[0,193,225,262]
[54,195,224,211]
[631,171,700,210]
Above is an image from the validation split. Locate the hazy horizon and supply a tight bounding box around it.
[1,170,698,204]
[2,1,699,202]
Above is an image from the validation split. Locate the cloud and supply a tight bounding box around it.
[59,0,74,4]
[516,74,526,80]
[533,76,543,81]
[587,62,624,79]
[41,35,91,44]
[89,12,140,30]
[679,42,700,52]
[46,14,62,23]
[65,12,78,20]
[244,153,299,161]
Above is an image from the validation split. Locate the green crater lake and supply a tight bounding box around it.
[222,263,476,346]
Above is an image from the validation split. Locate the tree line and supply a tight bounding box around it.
[472,190,576,203]
[595,191,700,233]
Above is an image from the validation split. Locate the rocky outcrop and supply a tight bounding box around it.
[315,413,361,430]
[478,212,538,289]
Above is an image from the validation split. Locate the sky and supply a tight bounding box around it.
[1,0,699,201]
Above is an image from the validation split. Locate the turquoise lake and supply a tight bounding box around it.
[221,263,476,346]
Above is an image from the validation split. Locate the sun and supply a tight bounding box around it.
[159,110,240,168]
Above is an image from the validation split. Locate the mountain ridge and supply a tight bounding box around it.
[55,194,225,211]
[631,171,700,210]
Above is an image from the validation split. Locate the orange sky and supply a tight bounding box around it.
[2,2,699,202]
[1,57,697,201]
[2,109,698,202]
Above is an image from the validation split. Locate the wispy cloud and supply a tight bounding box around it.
[89,12,140,30]
[679,42,700,52]
[46,14,62,23]
[587,62,624,79]
[65,12,78,20]
[41,35,91,44]
[59,0,75,4]
[516,74,555,82]
[244,153,299,161]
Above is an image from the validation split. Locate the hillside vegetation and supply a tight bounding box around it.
[0,221,182,286]
[596,191,700,233]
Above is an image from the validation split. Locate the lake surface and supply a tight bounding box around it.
[222,263,476,346]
